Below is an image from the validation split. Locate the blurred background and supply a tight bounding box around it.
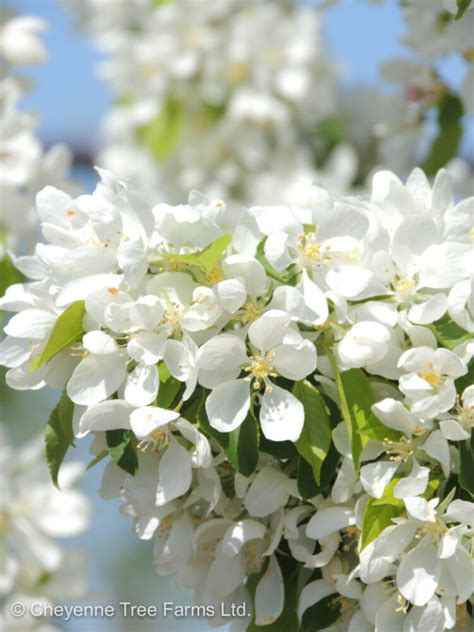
[2,0,473,630]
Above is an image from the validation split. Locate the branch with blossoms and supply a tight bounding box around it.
[1,162,472,630]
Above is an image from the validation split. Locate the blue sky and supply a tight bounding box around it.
[14,0,409,152]
[14,0,472,158]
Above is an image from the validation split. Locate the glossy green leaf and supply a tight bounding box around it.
[33,300,85,371]
[293,381,332,485]
[301,593,341,631]
[154,234,231,275]
[256,238,298,285]
[106,429,138,476]
[45,389,75,488]
[336,369,399,474]
[156,363,182,409]
[431,315,471,350]
[226,412,260,477]
[361,500,403,550]
[459,434,474,498]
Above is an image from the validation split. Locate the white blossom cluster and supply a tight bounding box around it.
[0,164,472,630]
[65,0,348,205]
[331,0,474,180]
[0,429,91,631]
[0,8,77,259]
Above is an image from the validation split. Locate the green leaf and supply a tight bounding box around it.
[293,381,332,485]
[33,300,85,371]
[456,0,472,19]
[336,368,400,473]
[153,234,231,275]
[297,457,319,499]
[86,449,108,471]
[0,255,22,297]
[459,434,474,498]
[226,412,260,477]
[301,593,341,632]
[362,476,441,548]
[260,436,298,459]
[421,94,463,176]
[45,390,75,488]
[431,315,471,350]
[156,363,182,409]
[106,429,138,476]
[455,359,474,395]
[256,238,298,285]
[137,97,183,162]
[361,500,403,550]
[197,233,232,274]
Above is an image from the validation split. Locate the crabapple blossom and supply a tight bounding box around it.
[1,165,473,630]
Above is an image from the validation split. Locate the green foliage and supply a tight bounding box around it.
[45,389,75,488]
[106,429,139,476]
[431,315,471,350]
[256,238,298,285]
[297,456,319,499]
[260,436,298,459]
[0,255,22,297]
[31,300,85,372]
[156,363,182,408]
[456,0,472,19]
[137,97,183,162]
[459,434,474,498]
[336,369,400,474]
[301,594,341,631]
[226,412,260,477]
[154,234,232,275]
[421,94,463,176]
[362,476,440,548]
[293,381,332,485]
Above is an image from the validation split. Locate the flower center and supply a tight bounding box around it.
[419,365,441,387]
[241,301,262,324]
[383,436,415,461]
[244,353,277,390]
[460,405,474,428]
[393,275,416,298]
[162,302,181,329]
[419,518,448,545]
[240,538,267,574]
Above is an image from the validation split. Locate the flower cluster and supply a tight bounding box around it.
[0,164,472,629]
[65,0,348,205]
[0,8,77,262]
[0,429,91,631]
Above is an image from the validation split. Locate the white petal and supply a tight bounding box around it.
[4,309,56,339]
[393,461,429,499]
[298,579,334,620]
[127,332,166,366]
[273,338,317,381]
[124,364,159,407]
[78,400,132,437]
[155,437,192,506]
[255,555,284,626]
[421,430,450,477]
[360,460,400,499]
[206,379,250,433]
[248,310,291,353]
[244,467,290,518]
[130,406,179,440]
[67,353,126,405]
[260,385,304,442]
[306,506,355,540]
[196,334,248,370]
[396,540,440,606]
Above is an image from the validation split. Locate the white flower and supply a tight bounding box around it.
[398,346,467,419]
[198,310,316,441]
